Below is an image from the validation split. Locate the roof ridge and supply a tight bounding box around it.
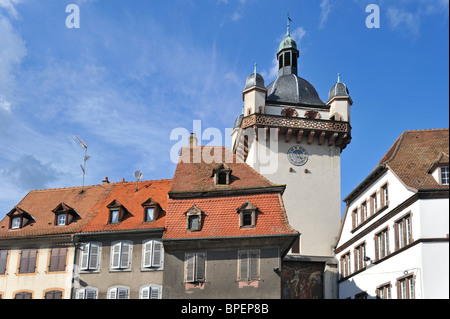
[403,128,449,133]
[28,179,173,193]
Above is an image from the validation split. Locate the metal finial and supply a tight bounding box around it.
[287,13,293,36]
[337,73,341,83]
[254,63,257,74]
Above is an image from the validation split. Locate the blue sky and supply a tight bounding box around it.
[0,0,448,219]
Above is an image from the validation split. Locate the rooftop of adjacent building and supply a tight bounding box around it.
[0,179,172,239]
[344,128,449,202]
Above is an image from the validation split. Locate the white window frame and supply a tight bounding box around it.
[142,240,163,269]
[185,252,206,283]
[108,286,129,299]
[11,217,21,229]
[361,201,368,222]
[441,167,449,185]
[79,242,101,271]
[238,250,260,282]
[76,287,98,299]
[110,209,119,223]
[110,241,132,270]
[57,214,66,226]
[139,284,162,299]
[145,207,155,222]
[377,284,391,299]
[376,229,389,260]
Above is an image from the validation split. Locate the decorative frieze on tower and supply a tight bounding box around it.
[231,17,354,299]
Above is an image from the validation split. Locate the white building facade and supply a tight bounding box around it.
[335,129,449,299]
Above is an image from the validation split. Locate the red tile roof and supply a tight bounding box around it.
[163,193,297,239]
[0,179,172,239]
[80,179,172,234]
[169,146,283,196]
[164,146,297,240]
[379,128,449,191]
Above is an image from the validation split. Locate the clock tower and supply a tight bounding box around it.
[231,19,353,299]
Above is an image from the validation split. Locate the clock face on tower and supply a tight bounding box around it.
[287,145,309,166]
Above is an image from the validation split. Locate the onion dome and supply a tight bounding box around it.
[266,74,326,107]
[328,73,350,101]
[244,64,265,90]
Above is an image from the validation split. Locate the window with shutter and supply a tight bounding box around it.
[108,286,129,299]
[121,242,131,269]
[0,250,8,275]
[14,291,33,299]
[152,241,163,268]
[186,253,195,282]
[19,248,37,274]
[143,240,153,267]
[45,290,63,299]
[185,252,206,283]
[111,241,132,270]
[239,250,260,282]
[48,247,67,272]
[150,286,161,299]
[142,240,164,269]
[79,243,101,271]
[77,288,97,299]
[139,285,162,299]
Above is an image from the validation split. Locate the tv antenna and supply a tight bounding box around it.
[75,136,90,191]
[134,170,143,192]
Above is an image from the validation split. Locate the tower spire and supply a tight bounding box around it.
[287,12,292,36]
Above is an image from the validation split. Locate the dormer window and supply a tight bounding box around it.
[427,152,449,185]
[212,163,232,186]
[11,217,21,229]
[237,201,258,229]
[57,214,66,226]
[441,167,449,185]
[7,207,35,230]
[107,200,128,224]
[52,203,80,226]
[146,207,154,222]
[185,205,203,232]
[141,198,162,223]
[110,209,119,223]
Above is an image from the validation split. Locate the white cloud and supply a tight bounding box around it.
[0,0,23,19]
[0,13,27,111]
[387,7,420,35]
[319,0,332,29]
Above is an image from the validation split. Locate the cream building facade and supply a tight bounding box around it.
[231,21,353,299]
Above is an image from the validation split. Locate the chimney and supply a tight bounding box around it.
[102,177,110,184]
[188,133,198,148]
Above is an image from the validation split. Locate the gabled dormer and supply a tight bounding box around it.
[7,206,35,230]
[212,163,232,186]
[141,198,163,223]
[185,205,204,232]
[52,203,80,226]
[237,201,258,229]
[427,152,449,186]
[107,200,129,224]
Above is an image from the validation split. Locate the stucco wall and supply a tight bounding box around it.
[163,247,281,299]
